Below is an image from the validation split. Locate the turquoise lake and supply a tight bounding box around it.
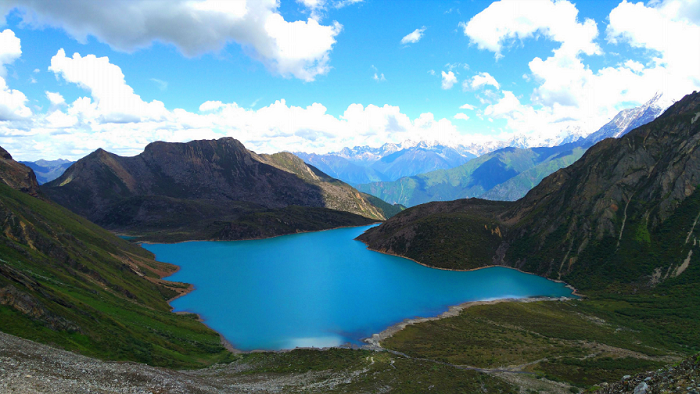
[143,225,574,351]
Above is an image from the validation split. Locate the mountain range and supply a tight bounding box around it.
[358,91,700,289]
[42,138,400,242]
[19,159,74,185]
[354,94,671,207]
[295,140,477,185]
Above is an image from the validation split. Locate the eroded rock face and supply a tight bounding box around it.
[0,147,40,197]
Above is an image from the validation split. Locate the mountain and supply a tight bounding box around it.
[42,138,396,242]
[0,147,41,196]
[0,147,231,367]
[356,142,591,207]
[356,96,670,206]
[19,159,74,184]
[584,92,673,145]
[295,140,477,185]
[358,91,700,292]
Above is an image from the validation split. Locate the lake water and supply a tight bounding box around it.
[143,225,574,351]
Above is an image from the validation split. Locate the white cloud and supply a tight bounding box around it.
[459,0,700,144]
[46,91,65,106]
[49,49,169,123]
[606,0,700,100]
[401,26,426,45]
[0,29,31,120]
[4,0,342,81]
[441,71,457,89]
[467,72,500,90]
[0,29,22,77]
[454,113,469,121]
[460,103,475,110]
[445,62,469,71]
[150,78,168,91]
[335,0,363,8]
[371,65,386,81]
[461,0,600,59]
[0,47,482,160]
[428,69,435,75]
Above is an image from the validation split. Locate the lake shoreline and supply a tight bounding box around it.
[123,222,383,246]
[359,245,584,297]
[147,225,579,355]
[362,296,577,349]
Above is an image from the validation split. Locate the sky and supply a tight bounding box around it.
[0,0,698,161]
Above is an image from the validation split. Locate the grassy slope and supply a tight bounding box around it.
[237,348,517,393]
[0,183,232,368]
[382,298,690,389]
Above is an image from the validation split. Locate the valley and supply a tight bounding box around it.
[1,93,698,393]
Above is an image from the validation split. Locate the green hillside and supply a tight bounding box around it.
[0,180,231,367]
[356,143,589,207]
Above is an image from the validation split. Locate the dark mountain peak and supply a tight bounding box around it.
[1,146,13,160]
[0,146,41,197]
[42,138,387,241]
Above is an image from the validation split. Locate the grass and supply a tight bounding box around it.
[236,348,518,393]
[382,296,693,390]
[0,183,232,368]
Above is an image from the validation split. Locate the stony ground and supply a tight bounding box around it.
[595,354,699,394]
[0,331,352,393]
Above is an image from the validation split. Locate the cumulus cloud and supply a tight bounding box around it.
[461,0,700,143]
[460,103,475,110]
[467,72,500,90]
[606,0,700,100]
[454,113,469,121]
[401,26,426,45]
[460,0,600,59]
[441,71,457,89]
[0,29,31,120]
[45,91,65,107]
[49,49,169,123]
[0,47,483,161]
[3,0,342,81]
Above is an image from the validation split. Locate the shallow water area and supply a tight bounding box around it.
[144,225,574,351]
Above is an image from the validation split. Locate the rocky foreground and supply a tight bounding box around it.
[0,331,347,393]
[596,355,699,394]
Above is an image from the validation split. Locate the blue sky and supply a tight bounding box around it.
[0,0,698,160]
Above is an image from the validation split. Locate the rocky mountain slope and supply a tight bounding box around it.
[0,147,41,196]
[584,92,672,145]
[42,138,395,242]
[0,148,230,367]
[358,91,700,292]
[19,159,74,184]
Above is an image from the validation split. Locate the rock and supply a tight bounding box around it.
[633,382,648,394]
